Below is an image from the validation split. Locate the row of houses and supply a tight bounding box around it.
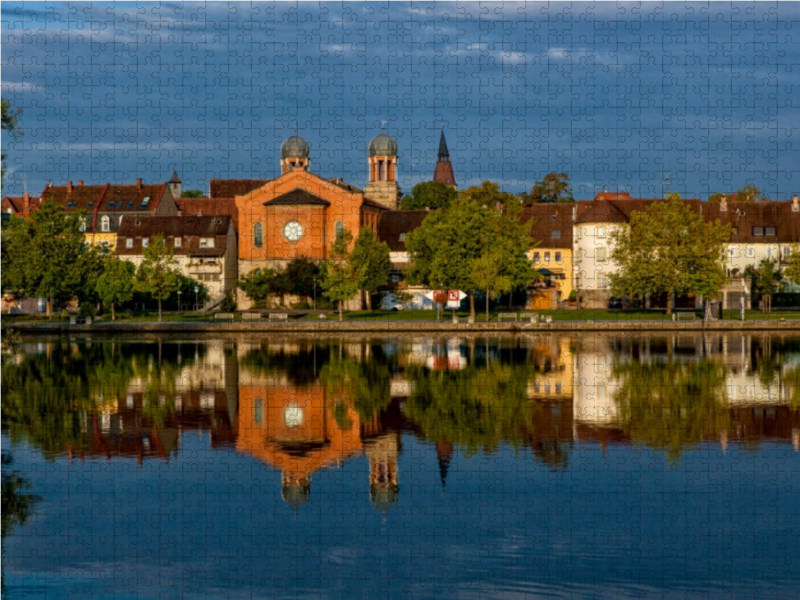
[5,132,800,310]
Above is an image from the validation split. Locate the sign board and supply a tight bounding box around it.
[194,286,199,293]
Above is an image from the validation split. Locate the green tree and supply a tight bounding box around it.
[406,183,534,320]
[470,249,513,321]
[735,184,768,202]
[135,234,181,322]
[744,258,785,312]
[1,200,94,317]
[608,193,731,316]
[283,256,322,306]
[782,244,800,287]
[238,267,280,308]
[1,98,22,192]
[526,172,574,204]
[180,189,204,198]
[95,252,136,320]
[321,227,360,321]
[400,181,457,210]
[350,227,390,310]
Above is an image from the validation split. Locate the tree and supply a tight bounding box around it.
[238,267,280,308]
[95,252,136,320]
[406,183,534,320]
[526,172,574,204]
[180,189,204,198]
[744,258,785,312]
[1,98,22,192]
[400,181,457,210]
[736,184,768,202]
[470,249,513,321]
[782,244,800,288]
[608,193,731,316]
[283,256,322,306]
[321,227,360,321]
[135,234,181,322]
[350,227,390,310]
[1,200,94,317]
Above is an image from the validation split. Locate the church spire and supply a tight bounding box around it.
[437,130,450,161]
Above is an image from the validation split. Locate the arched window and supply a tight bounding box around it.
[335,221,345,238]
[253,222,263,248]
[101,215,110,232]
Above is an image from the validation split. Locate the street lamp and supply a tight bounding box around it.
[313,277,317,310]
[194,285,199,311]
[177,290,182,314]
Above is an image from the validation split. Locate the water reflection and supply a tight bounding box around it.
[3,334,800,500]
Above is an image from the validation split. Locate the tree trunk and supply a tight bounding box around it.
[158,295,162,323]
[469,291,476,321]
[46,298,53,319]
[339,300,343,322]
[665,291,673,316]
[366,291,372,311]
[111,303,116,321]
[486,289,490,322]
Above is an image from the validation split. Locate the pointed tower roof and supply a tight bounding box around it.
[437,130,450,161]
[169,170,182,184]
[436,440,453,490]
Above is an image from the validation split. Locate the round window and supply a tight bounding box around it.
[283,221,303,242]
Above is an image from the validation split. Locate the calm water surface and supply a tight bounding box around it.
[2,333,799,599]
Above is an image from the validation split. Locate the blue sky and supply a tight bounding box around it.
[2,1,800,200]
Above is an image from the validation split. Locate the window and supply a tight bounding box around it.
[174,237,181,248]
[101,215,110,232]
[768,247,772,259]
[747,247,755,258]
[255,399,264,425]
[555,252,562,262]
[126,238,133,249]
[552,214,557,221]
[140,196,150,210]
[335,220,345,237]
[127,202,133,209]
[728,247,736,258]
[399,233,406,242]
[142,238,149,248]
[108,202,115,209]
[199,237,215,249]
[597,247,606,261]
[87,201,93,208]
[79,218,87,232]
[765,226,776,236]
[598,274,608,288]
[597,226,606,238]
[253,222,263,248]
[551,229,561,240]
[753,227,764,236]
[544,251,551,262]
[533,251,540,262]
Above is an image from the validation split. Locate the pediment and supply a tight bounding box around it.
[264,188,330,206]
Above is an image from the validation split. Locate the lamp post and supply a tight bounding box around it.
[177,291,182,316]
[313,277,317,310]
[194,285,199,311]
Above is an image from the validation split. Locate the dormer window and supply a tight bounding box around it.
[399,233,406,242]
[126,238,133,249]
[753,227,764,236]
[551,229,561,240]
[765,226,776,236]
[174,237,182,248]
[101,215,110,232]
[142,238,149,248]
[199,237,215,249]
[139,196,150,210]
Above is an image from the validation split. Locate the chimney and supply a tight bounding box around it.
[67,180,73,194]
[136,178,143,194]
[78,180,84,187]
[720,196,727,212]
[23,192,30,217]
[793,195,799,213]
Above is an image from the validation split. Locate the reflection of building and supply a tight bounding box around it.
[526,335,574,401]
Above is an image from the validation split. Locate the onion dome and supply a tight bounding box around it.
[280,135,310,159]
[369,133,398,157]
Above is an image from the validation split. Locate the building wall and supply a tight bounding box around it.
[573,223,622,308]
[528,247,574,300]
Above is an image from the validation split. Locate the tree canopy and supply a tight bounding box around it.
[400,181,457,210]
[608,193,731,315]
[321,227,360,321]
[525,172,574,204]
[135,234,181,322]
[350,227,390,310]
[709,184,768,203]
[95,252,136,320]
[180,189,205,198]
[1,98,22,192]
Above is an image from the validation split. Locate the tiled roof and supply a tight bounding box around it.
[209,179,270,198]
[594,192,632,201]
[40,184,108,212]
[328,178,363,194]
[377,210,429,250]
[433,160,457,187]
[575,199,631,224]
[520,204,575,248]
[264,188,330,206]
[176,198,239,230]
[702,201,800,244]
[362,197,391,211]
[99,183,166,213]
[116,215,231,256]
[2,196,24,213]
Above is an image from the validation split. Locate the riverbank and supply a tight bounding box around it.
[9,318,800,334]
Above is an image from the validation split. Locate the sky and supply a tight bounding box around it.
[2,1,800,200]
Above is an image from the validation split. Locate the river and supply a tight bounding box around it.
[2,333,798,599]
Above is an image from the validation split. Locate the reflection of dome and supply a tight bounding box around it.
[370,484,399,510]
[369,133,398,157]
[282,483,311,508]
[281,135,310,158]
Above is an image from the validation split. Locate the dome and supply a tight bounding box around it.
[281,135,310,159]
[369,133,398,157]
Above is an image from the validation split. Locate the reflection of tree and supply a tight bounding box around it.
[404,363,540,456]
[240,343,328,387]
[319,352,391,423]
[2,342,202,456]
[611,358,730,461]
[1,453,40,538]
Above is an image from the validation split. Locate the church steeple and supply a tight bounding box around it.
[433,128,457,189]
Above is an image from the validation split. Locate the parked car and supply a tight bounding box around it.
[608,297,623,309]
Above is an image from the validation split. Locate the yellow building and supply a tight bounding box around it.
[522,204,576,307]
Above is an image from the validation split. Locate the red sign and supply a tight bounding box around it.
[433,290,448,305]
[448,290,459,302]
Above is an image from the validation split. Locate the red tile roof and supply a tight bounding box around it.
[520,204,575,248]
[176,198,239,229]
[209,179,270,198]
[377,210,430,251]
[99,183,167,213]
[40,183,108,212]
[433,160,457,187]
